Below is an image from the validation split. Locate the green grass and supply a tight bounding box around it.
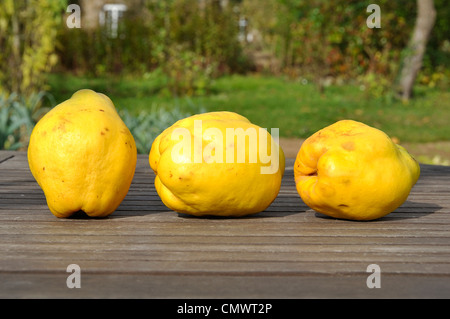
[47,72,450,143]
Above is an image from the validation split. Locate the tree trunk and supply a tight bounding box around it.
[397,0,436,101]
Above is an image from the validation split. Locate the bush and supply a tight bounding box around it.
[56,0,250,97]
[0,0,64,95]
[0,87,205,154]
[162,44,218,96]
[120,101,206,154]
[0,92,52,150]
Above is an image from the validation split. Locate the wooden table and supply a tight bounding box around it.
[1,150,449,299]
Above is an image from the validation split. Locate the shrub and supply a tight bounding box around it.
[120,101,206,154]
[56,0,250,97]
[0,88,204,154]
[162,44,218,97]
[0,0,65,95]
[0,91,52,150]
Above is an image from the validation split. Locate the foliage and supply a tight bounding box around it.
[1,85,205,153]
[1,0,448,100]
[0,91,52,150]
[163,0,246,74]
[423,0,450,72]
[0,94,25,150]
[53,0,449,98]
[241,0,449,95]
[162,44,218,97]
[120,101,206,154]
[0,0,65,95]
[56,15,156,76]
[56,0,247,96]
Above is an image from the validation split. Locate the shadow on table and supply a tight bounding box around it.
[313,200,442,222]
[174,196,309,219]
[175,209,307,220]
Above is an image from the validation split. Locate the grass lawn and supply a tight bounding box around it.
[47,72,450,144]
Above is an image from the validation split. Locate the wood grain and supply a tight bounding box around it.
[1,151,449,298]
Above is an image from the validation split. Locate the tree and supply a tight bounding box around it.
[397,0,436,101]
[0,0,65,95]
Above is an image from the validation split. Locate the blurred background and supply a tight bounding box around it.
[0,0,449,163]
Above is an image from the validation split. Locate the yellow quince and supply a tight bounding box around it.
[149,111,285,217]
[28,89,137,218]
[294,120,420,221]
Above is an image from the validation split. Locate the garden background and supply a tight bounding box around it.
[0,0,449,164]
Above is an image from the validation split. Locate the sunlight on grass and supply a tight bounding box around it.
[47,73,450,143]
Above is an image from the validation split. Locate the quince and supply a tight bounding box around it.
[149,111,285,217]
[294,120,420,220]
[28,89,137,218]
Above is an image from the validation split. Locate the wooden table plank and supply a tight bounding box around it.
[1,150,449,298]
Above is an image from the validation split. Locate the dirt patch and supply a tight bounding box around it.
[279,138,450,166]
[278,138,304,158]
